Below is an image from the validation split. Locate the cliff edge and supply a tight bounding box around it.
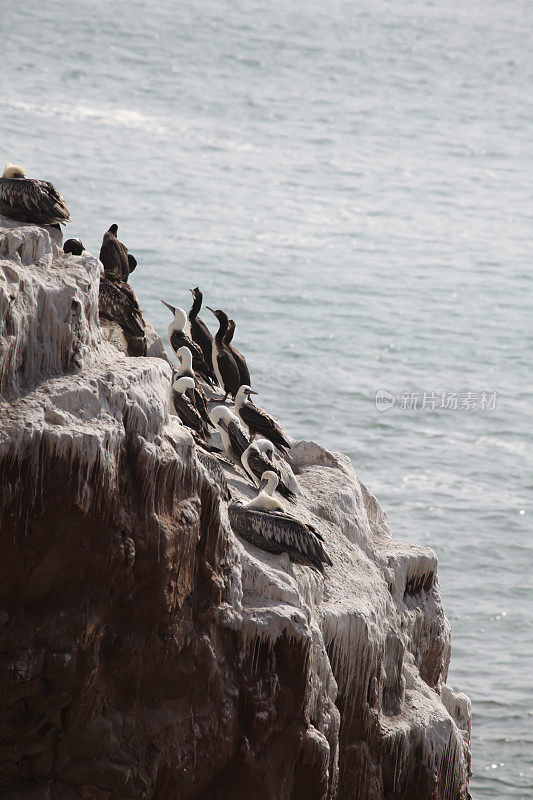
[0,217,471,800]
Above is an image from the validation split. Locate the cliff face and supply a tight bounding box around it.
[0,217,471,800]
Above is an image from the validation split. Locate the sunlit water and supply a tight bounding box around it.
[1,1,532,795]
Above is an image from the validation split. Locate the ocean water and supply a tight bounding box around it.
[1,0,532,795]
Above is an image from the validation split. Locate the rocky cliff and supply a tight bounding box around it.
[0,217,471,800]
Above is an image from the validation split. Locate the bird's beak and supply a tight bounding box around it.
[259,478,268,492]
[189,288,194,295]
[218,419,228,431]
[206,306,217,316]
[161,300,176,315]
[247,390,258,397]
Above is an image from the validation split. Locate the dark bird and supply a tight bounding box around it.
[174,346,214,429]
[206,307,241,401]
[241,440,295,500]
[235,385,291,454]
[63,238,85,256]
[187,287,214,369]
[0,163,70,226]
[223,318,251,386]
[99,224,136,282]
[161,301,217,387]
[228,471,332,573]
[99,276,145,340]
[171,376,211,438]
[209,405,251,463]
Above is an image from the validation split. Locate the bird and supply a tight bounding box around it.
[228,471,332,573]
[63,238,85,256]
[99,224,136,282]
[174,346,213,429]
[187,287,214,369]
[209,405,250,464]
[234,385,291,454]
[241,440,295,500]
[0,163,70,227]
[171,376,211,439]
[196,450,231,501]
[223,318,251,386]
[99,276,145,340]
[206,307,241,401]
[161,301,217,387]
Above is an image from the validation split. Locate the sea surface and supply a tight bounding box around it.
[1,0,532,795]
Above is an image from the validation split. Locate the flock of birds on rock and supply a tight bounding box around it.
[0,162,332,573]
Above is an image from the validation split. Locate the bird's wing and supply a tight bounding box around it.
[99,277,145,338]
[246,448,271,481]
[0,178,70,224]
[228,420,250,457]
[228,504,331,568]
[240,403,288,445]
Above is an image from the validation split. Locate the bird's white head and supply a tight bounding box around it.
[3,163,25,179]
[258,470,279,495]
[255,439,275,460]
[209,404,239,430]
[235,384,258,409]
[176,345,193,367]
[161,300,187,331]
[172,376,195,395]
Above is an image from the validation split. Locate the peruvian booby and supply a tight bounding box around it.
[241,440,295,500]
[63,238,85,256]
[223,318,251,387]
[171,376,211,439]
[188,287,214,369]
[206,307,241,401]
[235,385,291,454]
[99,224,136,282]
[174,346,213,429]
[196,450,231,501]
[0,163,70,227]
[161,301,217,387]
[209,405,251,463]
[228,471,332,572]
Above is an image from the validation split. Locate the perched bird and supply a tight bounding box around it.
[209,405,250,464]
[99,224,136,282]
[228,471,332,572]
[234,385,291,454]
[0,163,70,227]
[161,301,217,387]
[63,238,85,256]
[187,287,214,369]
[171,376,211,439]
[99,276,145,340]
[206,307,241,401]
[174,346,213,429]
[223,318,251,387]
[241,440,295,500]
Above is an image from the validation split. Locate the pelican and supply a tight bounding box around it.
[0,163,70,226]
[206,307,241,401]
[241,440,295,500]
[161,301,217,387]
[209,405,250,463]
[187,287,213,368]
[234,385,291,454]
[228,472,332,572]
[223,318,251,386]
[171,376,211,439]
[99,224,136,282]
